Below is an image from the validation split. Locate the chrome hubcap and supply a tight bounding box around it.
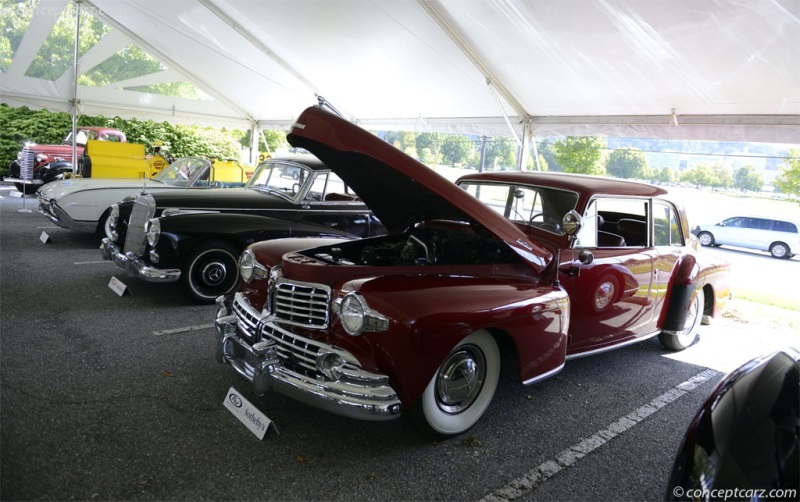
[595,281,616,310]
[435,345,486,414]
[201,261,227,287]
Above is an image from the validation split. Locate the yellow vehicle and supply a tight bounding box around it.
[79,139,171,179]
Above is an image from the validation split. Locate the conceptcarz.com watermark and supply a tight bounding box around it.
[0,2,125,18]
[671,486,797,501]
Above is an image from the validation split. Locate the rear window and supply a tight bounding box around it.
[773,220,798,233]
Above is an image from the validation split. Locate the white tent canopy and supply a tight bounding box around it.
[2,0,799,144]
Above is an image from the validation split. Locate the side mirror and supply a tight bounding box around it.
[562,210,583,236]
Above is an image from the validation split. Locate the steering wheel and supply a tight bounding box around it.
[529,213,545,224]
[529,213,561,233]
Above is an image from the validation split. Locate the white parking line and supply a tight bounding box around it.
[153,324,214,336]
[481,369,719,502]
[74,260,110,265]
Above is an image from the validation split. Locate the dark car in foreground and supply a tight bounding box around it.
[667,349,799,500]
[99,155,385,303]
[213,105,732,438]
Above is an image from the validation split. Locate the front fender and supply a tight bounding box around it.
[154,213,353,266]
[336,275,569,406]
[660,254,700,332]
[39,161,74,184]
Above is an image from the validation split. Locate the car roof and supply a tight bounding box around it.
[266,154,328,172]
[457,171,668,199]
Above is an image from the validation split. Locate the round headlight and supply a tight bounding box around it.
[105,204,120,240]
[145,218,161,246]
[339,294,366,335]
[107,204,119,228]
[239,250,255,283]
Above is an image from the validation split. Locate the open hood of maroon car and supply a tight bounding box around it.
[287,106,552,271]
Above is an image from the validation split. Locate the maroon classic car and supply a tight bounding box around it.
[214,105,732,438]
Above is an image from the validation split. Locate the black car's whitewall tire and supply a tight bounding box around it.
[180,240,240,304]
[659,293,704,351]
[412,329,500,439]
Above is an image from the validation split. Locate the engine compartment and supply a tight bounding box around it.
[305,221,519,267]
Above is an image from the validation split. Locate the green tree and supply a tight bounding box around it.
[606,147,648,179]
[23,2,108,81]
[240,128,289,157]
[551,136,606,175]
[1,0,37,71]
[680,163,715,187]
[653,166,676,184]
[539,141,562,171]
[385,131,417,158]
[415,132,444,164]
[441,135,472,166]
[733,165,763,193]
[708,163,734,189]
[485,138,516,170]
[773,148,800,197]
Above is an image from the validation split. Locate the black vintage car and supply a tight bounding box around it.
[99,155,385,303]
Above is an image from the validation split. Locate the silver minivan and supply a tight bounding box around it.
[691,216,799,259]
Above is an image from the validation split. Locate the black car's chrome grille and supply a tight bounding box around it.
[122,194,156,256]
[271,279,331,328]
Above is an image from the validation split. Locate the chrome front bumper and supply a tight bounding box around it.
[38,198,96,233]
[99,238,181,283]
[4,177,43,185]
[214,294,402,421]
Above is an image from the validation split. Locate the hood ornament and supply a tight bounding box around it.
[316,95,344,118]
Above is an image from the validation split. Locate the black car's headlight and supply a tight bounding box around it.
[333,293,389,336]
[105,204,119,240]
[145,218,160,246]
[239,249,268,283]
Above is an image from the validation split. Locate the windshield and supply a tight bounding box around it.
[458,181,578,235]
[63,129,97,146]
[153,157,212,186]
[246,160,311,198]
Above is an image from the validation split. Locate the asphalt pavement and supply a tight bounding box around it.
[1,184,797,501]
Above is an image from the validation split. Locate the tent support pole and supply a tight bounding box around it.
[250,122,259,165]
[71,0,81,175]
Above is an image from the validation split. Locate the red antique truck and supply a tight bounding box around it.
[6,127,169,193]
[214,105,732,438]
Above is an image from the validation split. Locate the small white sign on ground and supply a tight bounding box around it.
[39,231,51,244]
[108,276,130,296]
[223,387,277,440]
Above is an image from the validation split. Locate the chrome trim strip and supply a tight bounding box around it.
[565,330,661,360]
[522,362,565,386]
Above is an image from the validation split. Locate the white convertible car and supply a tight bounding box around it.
[37,157,252,235]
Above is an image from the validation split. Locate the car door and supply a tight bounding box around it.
[713,216,748,246]
[651,200,686,330]
[560,196,659,356]
[300,171,379,237]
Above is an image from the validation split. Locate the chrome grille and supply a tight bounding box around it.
[272,278,331,328]
[19,148,34,180]
[231,294,327,378]
[232,295,261,342]
[259,323,325,376]
[122,194,156,256]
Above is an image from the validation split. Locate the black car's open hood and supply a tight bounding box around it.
[287,106,552,271]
